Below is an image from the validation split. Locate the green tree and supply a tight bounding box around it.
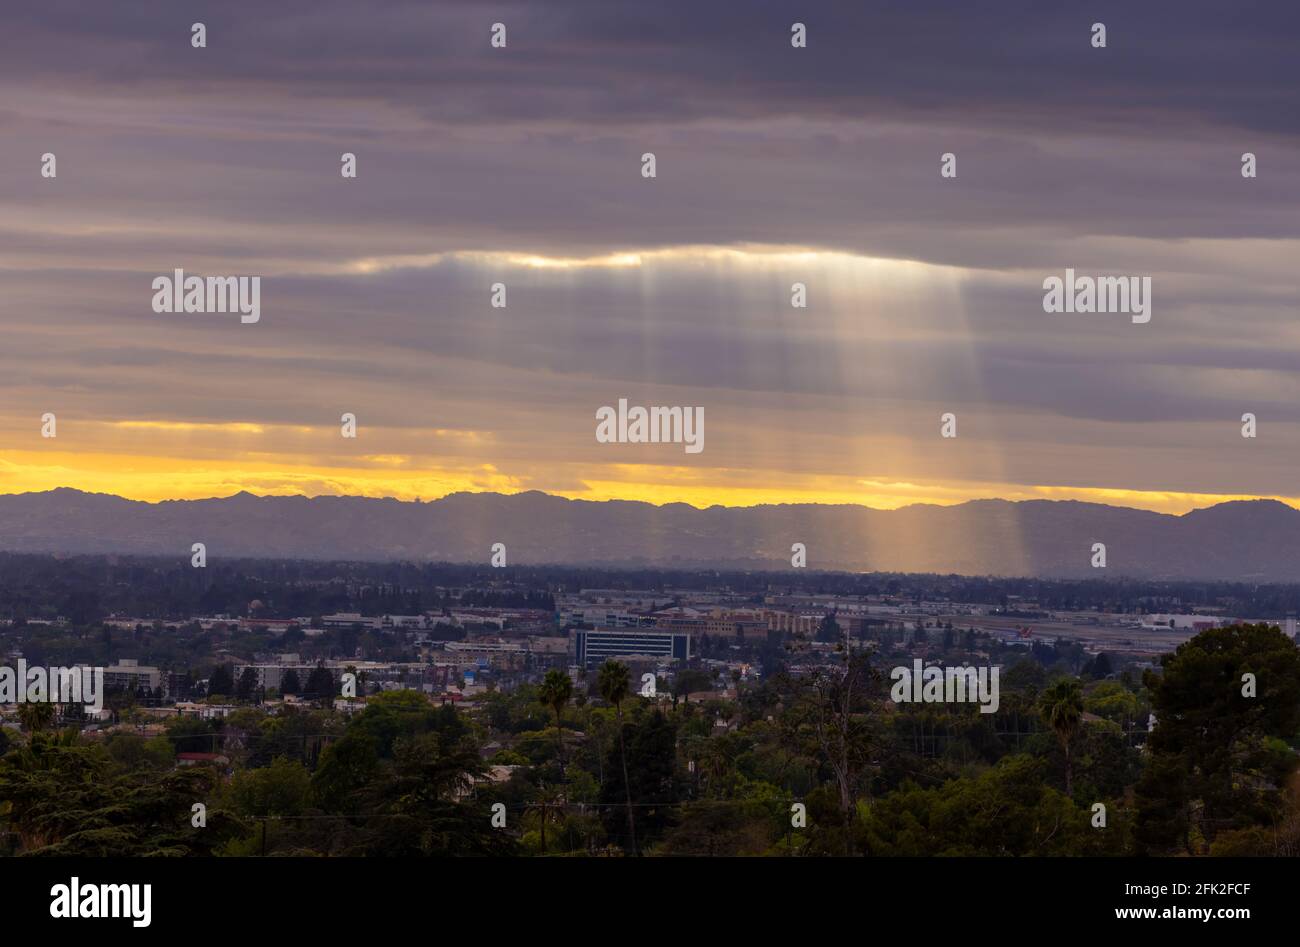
[658,780,786,856]
[1089,652,1114,679]
[671,669,714,705]
[1002,657,1046,695]
[17,701,54,733]
[600,709,678,849]
[208,664,235,698]
[311,733,380,812]
[537,669,573,767]
[304,665,336,707]
[860,755,1123,856]
[525,783,565,854]
[1084,680,1140,724]
[777,648,882,855]
[164,715,219,754]
[597,660,637,855]
[348,689,462,758]
[236,667,259,703]
[353,731,510,857]
[227,756,312,819]
[1135,623,1300,854]
[1038,678,1083,796]
[0,733,242,855]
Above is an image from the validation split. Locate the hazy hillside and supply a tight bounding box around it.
[0,489,1294,580]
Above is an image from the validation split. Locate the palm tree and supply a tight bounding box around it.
[1039,678,1084,796]
[538,669,573,768]
[526,783,564,854]
[17,701,54,734]
[597,660,636,855]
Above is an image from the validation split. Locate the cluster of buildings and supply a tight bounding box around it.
[10,587,1298,728]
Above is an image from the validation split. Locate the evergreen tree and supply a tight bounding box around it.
[208,664,235,698]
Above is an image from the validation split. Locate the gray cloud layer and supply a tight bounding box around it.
[0,1,1297,505]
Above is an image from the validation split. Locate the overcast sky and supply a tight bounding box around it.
[2,0,1298,512]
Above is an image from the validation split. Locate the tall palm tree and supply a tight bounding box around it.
[538,669,573,768]
[597,660,636,855]
[17,701,54,734]
[526,783,565,854]
[1039,679,1084,796]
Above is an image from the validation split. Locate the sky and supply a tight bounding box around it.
[2,0,1299,514]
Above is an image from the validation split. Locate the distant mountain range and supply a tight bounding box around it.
[0,488,1296,581]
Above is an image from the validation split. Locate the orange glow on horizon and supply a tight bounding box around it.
[0,448,1293,516]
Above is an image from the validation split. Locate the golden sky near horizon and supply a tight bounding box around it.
[3,243,1300,516]
[2,435,1297,515]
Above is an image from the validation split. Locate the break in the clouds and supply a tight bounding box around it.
[0,1,1298,512]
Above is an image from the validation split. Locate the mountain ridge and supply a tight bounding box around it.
[0,489,1295,580]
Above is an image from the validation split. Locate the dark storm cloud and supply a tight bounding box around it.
[7,1,1299,134]
[3,0,1299,266]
